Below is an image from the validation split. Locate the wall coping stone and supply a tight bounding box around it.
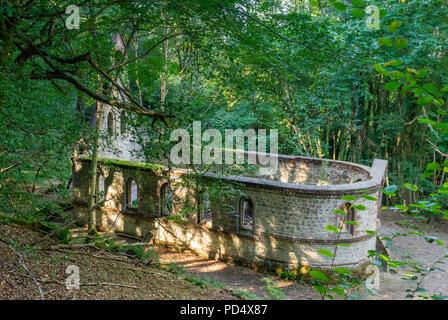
[73,155,387,196]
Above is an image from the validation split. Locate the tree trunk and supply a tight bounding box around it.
[87,99,103,234]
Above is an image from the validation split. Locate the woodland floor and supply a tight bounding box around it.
[155,210,448,300]
[1,210,447,300]
[377,210,448,299]
[0,224,235,300]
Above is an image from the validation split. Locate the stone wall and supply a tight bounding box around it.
[98,105,145,162]
[72,155,387,271]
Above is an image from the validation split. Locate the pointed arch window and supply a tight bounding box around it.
[337,203,356,235]
[120,111,127,135]
[160,183,173,216]
[197,190,211,222]
[239,197,254,230]
[107,112,114,136]
[97,175,105,201]
[126,179,138,208]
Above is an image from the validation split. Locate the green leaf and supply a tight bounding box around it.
[398,204,409,210]
[373,64,388,75]
[423,83,438,93]
[342,195,357,201]
[333,209,347,214]
[352,204,366,210]
[384,60,402,67]
[334,267,352,275]
[314,285,326,295]
[417,118,436,125]
[326,225,340,233]
[352,8,365,18]
[384,185,398,193]
[334,2,347,11]
[362,195,377,201]
[379,254,390,261]
[425,162,440,172]
[417,96,434,105]
[404,183,418,192]
[329,287,345,295]
[351,0,363,6]
[395,38,408,49]
[424,236,438,243]
[379,37,393,47]
[385,82,401,91]
[345,220,359,226]
[388,21,402,33]
[310,270,328,282]
[317,249,334,257]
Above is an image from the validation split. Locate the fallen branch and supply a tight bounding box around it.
[82,282,138,289]
[37,243,98,251]
[5,241,44,300]
[36,277,137,289]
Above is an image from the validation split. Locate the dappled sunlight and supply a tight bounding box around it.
[187,261,228,273]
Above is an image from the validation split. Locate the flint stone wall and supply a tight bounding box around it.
[72,155,387,270]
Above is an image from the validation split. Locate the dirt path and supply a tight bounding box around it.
[156,211,448,300]
[377,211,448,299]
[157,248,318,300]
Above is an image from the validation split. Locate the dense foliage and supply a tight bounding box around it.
[2,0,448,300]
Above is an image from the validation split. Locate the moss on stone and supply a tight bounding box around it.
[79,156,164,171]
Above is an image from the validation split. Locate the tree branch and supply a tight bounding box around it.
[30,72,174,119]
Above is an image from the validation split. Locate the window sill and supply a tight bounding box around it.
[237,228,255,237]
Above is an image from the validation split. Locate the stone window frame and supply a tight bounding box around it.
[160,183,173,216]
[125,178,138,211]
[196,189,212,224]
[239,197,254,232]
[336,202,357,236]
[120,110,127,136]
[107,111,115,137]
[97,174,106,202]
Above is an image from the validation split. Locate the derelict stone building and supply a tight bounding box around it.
[72,108,387,271]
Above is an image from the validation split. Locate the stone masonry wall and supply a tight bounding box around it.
[72,156,387,270]
[98,105,145,163]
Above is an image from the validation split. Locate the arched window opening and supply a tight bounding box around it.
[197,190,211,222]
[160,183,173,216]
[107,112,114,136]
[120,111,127,135]
[97,175,105,201]
[239,197,254,230]
[126,179,138,208]
[337,203,356,235]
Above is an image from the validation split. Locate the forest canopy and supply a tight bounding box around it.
[2,0,448,220]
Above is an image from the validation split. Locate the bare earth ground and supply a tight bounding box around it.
[156,211,448,300]
[156,247,318,300]
[0,224,235,300]
[1,210,447,300]
[377,211,448,299]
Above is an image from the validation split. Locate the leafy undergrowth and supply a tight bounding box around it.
[0,224,236,300]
